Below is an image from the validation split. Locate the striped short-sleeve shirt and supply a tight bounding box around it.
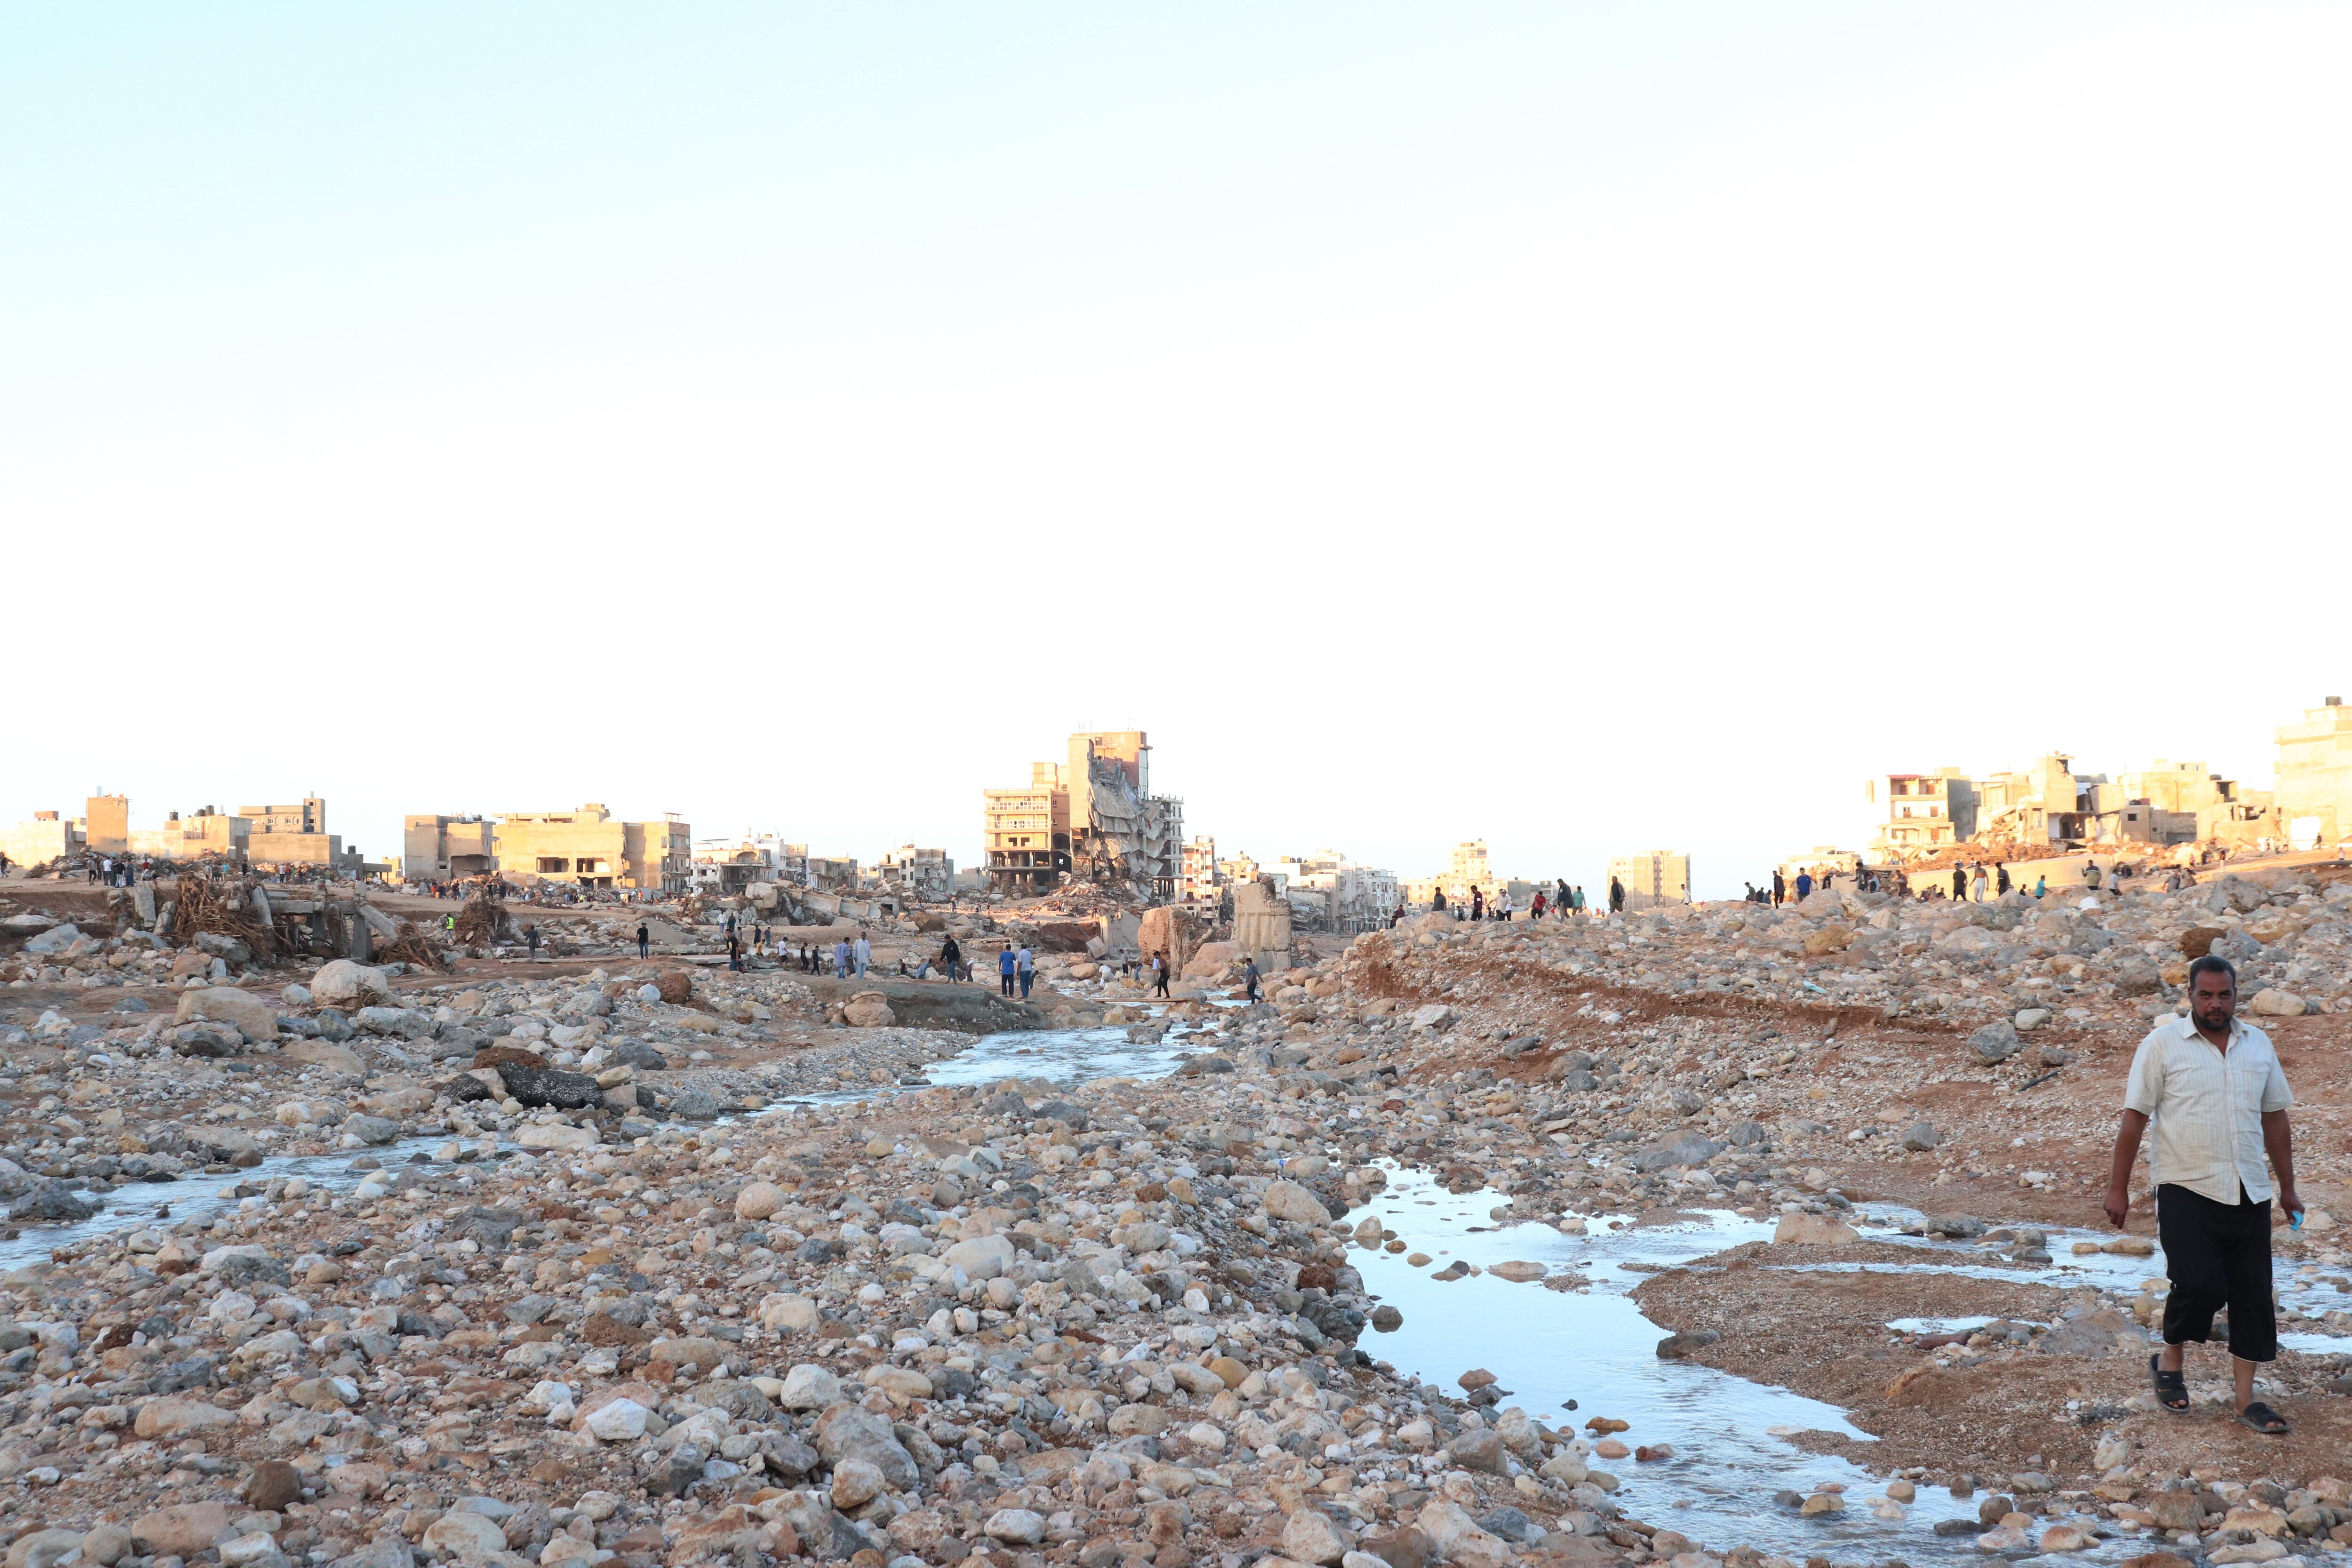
[2123,1014,2293,1205]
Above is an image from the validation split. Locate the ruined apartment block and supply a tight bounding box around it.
[490,804,691,892]
[1866,738,2296,860]
[404,815,496,881]
[983,730,1183,899]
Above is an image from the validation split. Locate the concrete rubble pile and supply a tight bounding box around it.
[0,862,2343,1568]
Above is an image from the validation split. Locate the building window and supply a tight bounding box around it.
[538,858,569,873]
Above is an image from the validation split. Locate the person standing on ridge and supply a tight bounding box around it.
[997,944,1017,997]
[1770,869,1785,907]
[1608,876,1625,915]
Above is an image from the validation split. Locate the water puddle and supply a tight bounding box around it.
[0,1131,492,1274]
[1343,1167,2349,1563]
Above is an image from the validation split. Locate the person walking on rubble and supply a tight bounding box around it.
[831,937,850,979]
[1243,955,1262,1004]
[1608,876,1625,915]
[1794,869,1813,902]
[1531,890,1547,920]
[1951,865,1968,900]
[1150,950,1170,998]
[1971,866,1989,903]
[852,930,871,979]
[1017,944,1035,998]
[2103,954,2300,1434]
[940,934,962,982]
[636,922,650,961]
[1431,887,1447,915]
[1470,886,1485,921]
[524,923,540,957]
[1996,863,2011,897]
[1770,869,1785,907]
[997,944,1017,997]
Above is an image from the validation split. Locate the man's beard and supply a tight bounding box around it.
[2193,1005,2233,1033]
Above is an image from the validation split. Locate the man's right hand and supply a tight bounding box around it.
[2102,1185,2131,1229]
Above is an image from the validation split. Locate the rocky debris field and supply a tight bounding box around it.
[0,866,2344,1568]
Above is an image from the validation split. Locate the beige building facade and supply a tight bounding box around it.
[1608,851,1692,911]
[404,815,497,880]
[493,805,691,891]
[2276,696,2352,850]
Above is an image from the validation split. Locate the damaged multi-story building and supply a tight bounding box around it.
[981,730,1184,899]
[489,804,692,892]
[1866,750,2275,860]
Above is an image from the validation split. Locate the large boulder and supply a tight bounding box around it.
[22,924,80,956]
[1631,1131,1721,1173]
[174,987,278,1043]
[1263,1179,1335,1225]
[495,1063,604,1109]
[131,1504,232,1559]
[311,960,389,1008]
[2249,989,2307,1018]
[812,1405,919,1491]
[940,1234,1016,1280]
[1772,1213,1859,1246]
[1969,1021,2023,1065]
[843,992,897,1028]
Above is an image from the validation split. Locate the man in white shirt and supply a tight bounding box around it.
[2103,955,2301,1433]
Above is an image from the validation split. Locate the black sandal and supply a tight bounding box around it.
[2149,1353,2189,1412]
[2238,1401,2289,1434]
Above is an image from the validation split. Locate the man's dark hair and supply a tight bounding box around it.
[2186,954,2237,990]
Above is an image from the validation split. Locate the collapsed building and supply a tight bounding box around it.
[982,729,1183,899]
[1867,749,2278,862]
[500,805,691,892]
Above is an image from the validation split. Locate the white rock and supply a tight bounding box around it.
[983,1510,1045,1545]
[1263,1180,1334,1225]
[734,1181,786,1221]
[583,1398,648,1441]
[760,1295,821,1331]
[940,1234,1016,1280]
[310,960,389,1008]
[778,1363,840,1410]
[421,1512,509,1559]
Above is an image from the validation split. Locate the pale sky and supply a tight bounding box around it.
[4,5,2346,896]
